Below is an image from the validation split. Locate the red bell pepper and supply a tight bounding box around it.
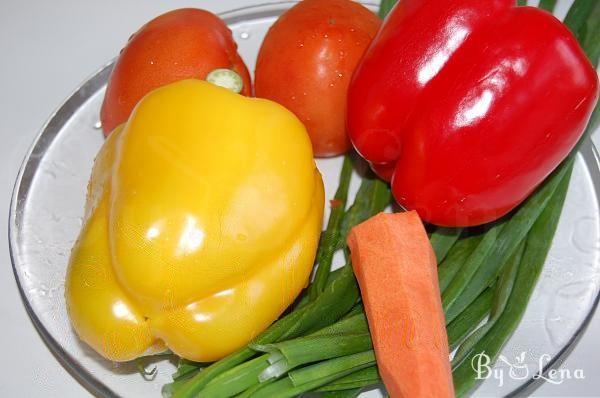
[347,0,599,227]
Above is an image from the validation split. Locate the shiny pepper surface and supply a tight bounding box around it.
[66,79,325,362]
[348,0,599,226]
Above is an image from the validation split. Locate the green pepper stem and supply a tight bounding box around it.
[206,68,243,94]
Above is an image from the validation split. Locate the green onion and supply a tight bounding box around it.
[234,378,278,398]
[171,359,203,381]
[162,377,195,398]
[446,287,494,351]
[539,0,558,12]
[255,333,372,381]
[240,377,304,398]
[308,313,368,337]
[173,348,257,398]
[277,265,359,341]
[198,355,270,398]
[452,162,572,396]
[295,267,345,311]
[430,227,463,263]
[337,177,391,250]
[320,380,378,392]
[580,2,600,65]
[341,303,365,319]
[564,0,599,41]
[289,351,376,387]
[309,155,353,299]
[451,241,524,368]
[246,351,375,398]
[378,0,397,19]
[318,366,380,392]
[443,161,569,324]
[438,233,484,293]
[442,221,505,315]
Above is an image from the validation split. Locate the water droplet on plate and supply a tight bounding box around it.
[93,121,102,129]
[240,31,250,40]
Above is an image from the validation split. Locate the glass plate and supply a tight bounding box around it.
[9,2,600,397]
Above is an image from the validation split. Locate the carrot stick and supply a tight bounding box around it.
[348,211,454,398]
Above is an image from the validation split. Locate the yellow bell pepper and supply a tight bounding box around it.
[66,79,324,362]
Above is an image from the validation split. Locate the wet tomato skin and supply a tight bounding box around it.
[100,8,252,136]
[255,0,381,157]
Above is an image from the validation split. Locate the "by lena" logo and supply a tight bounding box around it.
[471,351,585,387]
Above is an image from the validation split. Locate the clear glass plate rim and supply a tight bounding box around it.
[8,2,600,397]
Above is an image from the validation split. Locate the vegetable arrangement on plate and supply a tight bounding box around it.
[63,0,599,397]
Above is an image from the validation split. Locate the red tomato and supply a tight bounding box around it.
[100,8,251,136]
[254,0,380,157]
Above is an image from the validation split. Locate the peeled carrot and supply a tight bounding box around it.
[347,211,454,398]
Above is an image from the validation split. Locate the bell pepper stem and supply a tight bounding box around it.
[206,68,244,93]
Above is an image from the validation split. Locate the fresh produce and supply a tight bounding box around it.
[308,155,353,299]
[453,164,573,395]
[255,0,381,157]
[437,232,483,293]
[451,0,600,392]
[450,241,523,368]
[156,0,598,396]
[429,227,463,263]
[348,211,454,398]
[317,366,380,392]
[100,8,251,136]
[348,0,599,227]
[66,79,324,362]
[446,287,494,351]
[55,0,600,397]
[165,176,390,398]
[443,160,572,324]
[442,221,504,315]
